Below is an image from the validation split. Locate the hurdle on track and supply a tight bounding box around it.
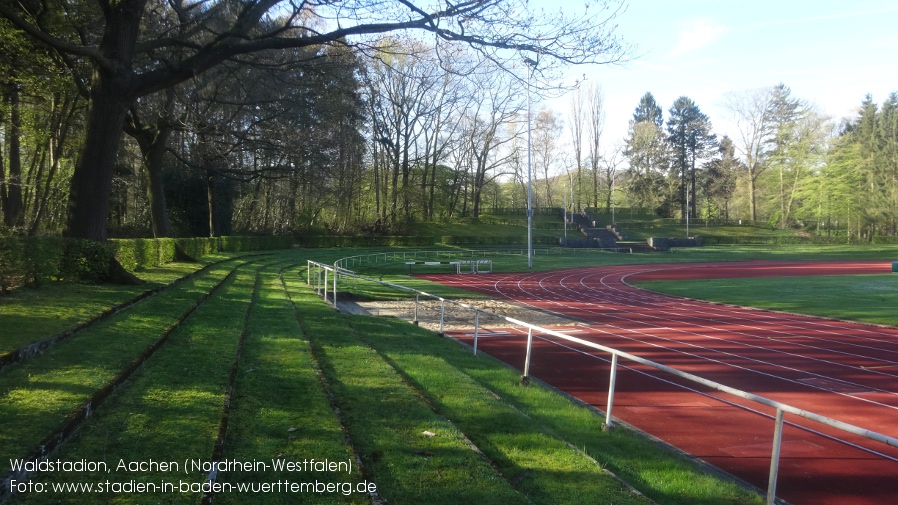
[404,259,492,275]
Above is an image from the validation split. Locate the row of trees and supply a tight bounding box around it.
[616,85,898,241]
[0,0,628,244]
[1,1,896,245]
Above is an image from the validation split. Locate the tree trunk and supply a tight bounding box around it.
[64,81,132,241]
[144,137,173,237]
[31,93,79,236]
[64,0,147,240]
[206,170,218,237]
[129,89,176,238]
[3,82,25,229]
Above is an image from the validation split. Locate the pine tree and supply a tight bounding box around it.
[623,92,669,214]
[666,96,717,219]
[632,92,663,127]
[703,136,741,221]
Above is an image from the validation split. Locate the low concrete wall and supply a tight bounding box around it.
[647,236,702,251]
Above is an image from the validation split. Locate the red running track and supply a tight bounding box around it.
[419,260,898,505]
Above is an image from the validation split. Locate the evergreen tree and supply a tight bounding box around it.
[702,136,740,221]
[666,96,717,219]
[632,92,663,127]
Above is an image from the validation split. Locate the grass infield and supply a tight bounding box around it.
[633,273,898,327]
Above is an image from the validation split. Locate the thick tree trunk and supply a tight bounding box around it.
[130,119,174,238]
[64,82,131,241]
[64,85,143,285]
[144,134,173,237]
[63,0,147,241]
[129,89,175,238]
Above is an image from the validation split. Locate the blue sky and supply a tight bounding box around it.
[556,0,898,148]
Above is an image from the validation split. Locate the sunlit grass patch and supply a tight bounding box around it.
[216,269,365,505]
[10,267,256,504]
[350,316,655,505]
[0,263,239,470]
[634,274,898,326]
[282,275,523,505]
[352,316,764,505]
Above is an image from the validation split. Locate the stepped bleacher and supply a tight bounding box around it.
[562,210,655,252]
[561,210,618,248]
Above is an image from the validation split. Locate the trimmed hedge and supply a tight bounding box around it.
[294,235,432,248]
[293,234,559,248]
[0,235,295,290]
[699,235,838,246]
[0,237,64,292]
[110,238,176,272]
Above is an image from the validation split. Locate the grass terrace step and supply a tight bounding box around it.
[7,263,263,504]
[367,319,764,505]
[0,261,210,356]
[0,261,247,480]
[283,274,523,504]
[214,268,367,505]
[349,315,656,505]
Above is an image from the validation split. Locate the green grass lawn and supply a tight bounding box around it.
[634,273,898,326]
[0,259,218,354]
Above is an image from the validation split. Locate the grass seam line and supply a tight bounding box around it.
[0,254,262,374]
[347,321,534,505]
[445,333,655,498]
[446,331,764,504]
[0,263,249,501]
[201,268,262,505]
[278,268,385,505]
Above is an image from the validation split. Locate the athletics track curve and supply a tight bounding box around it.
[418,260,898,505]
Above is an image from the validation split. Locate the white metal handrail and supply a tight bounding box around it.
[305,259,898,505]
[333,248,554,271]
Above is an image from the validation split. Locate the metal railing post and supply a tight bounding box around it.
[323,268,328,302]
[473,311,480,356]
[767,408,786,505]
[414,294,419,325]
[523,327,534,378]
[332,264,338,306]
[604,353,619,431]
[439,299,445,334]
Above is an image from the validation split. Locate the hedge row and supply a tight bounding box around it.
[0,235,294,291]
[294,235,432,248]
[293,234,559,248]
[699,235,839,246]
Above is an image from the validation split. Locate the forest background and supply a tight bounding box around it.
[1,1,897,246]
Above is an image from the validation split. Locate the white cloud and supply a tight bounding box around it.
[670,18,728,56]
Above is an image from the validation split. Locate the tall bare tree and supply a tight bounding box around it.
[1,0,629,246]
[585,84,605,208]
[460,65,523,218]
[568,87,585,210]
[532,107,562,207]
[724,84,799,222]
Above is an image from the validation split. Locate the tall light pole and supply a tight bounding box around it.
[563,178,567,241]
[524,57,537,270]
